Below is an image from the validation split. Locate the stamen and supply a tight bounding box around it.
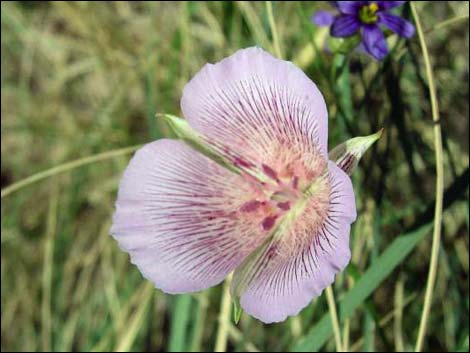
[359,2,379,24]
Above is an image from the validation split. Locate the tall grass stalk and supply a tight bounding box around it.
[410,3,445,351]
[1,145,141,199]
[266,1,283,59]
[215,274,233,352]
[326,286,343,352]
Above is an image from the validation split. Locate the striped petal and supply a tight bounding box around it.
[362,24,388,60]
[330,15,361,37]
[111,139,269,293]
[379,12,415,39]
[336,1,365,15]
[376,1,406,10]
[231,162,356,323]
[181,47,329,175]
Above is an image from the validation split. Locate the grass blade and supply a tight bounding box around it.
[168,294,192,352]
[114,282,154,352]
[292,223,432,352]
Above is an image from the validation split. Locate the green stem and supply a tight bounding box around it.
[326,286,343,352]
[1,145,141,199]
[114,283,154,352]
[189,292,209,352]
[266,1,283,59]
[214,274,233,352]
[169,295,192,352]
[41,185,58,351]
[410,3,444,352]
[394,275,405,352]
[424,14,469,34]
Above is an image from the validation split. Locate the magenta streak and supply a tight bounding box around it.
[292,176,299,190]
[266,243,278,260]
[233,156,253,168]
[262,164,279,182]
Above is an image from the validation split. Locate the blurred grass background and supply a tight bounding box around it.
[1,1,469,352]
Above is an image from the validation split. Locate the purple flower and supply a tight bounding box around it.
[111,48,382,323]
[312,1,415,60]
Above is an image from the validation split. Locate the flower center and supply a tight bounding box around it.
[238,158,330,233]
[359,3,379,24]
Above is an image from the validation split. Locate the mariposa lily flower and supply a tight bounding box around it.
[111,47,381,323]
[312,1,415,60]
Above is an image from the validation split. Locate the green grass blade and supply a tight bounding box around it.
[168,294,193,352]
[189,292,209,352]
[292,223,432,352]
[114,283,154,352]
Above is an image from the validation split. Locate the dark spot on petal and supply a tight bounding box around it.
[292,176,299,190]
[266,243,278,259]
[277,201,291,211]
[240,200,261,212]
[261,215,278,231]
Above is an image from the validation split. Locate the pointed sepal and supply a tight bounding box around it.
[158,114,241,175]
[329,129,383,175]
[233,301,243,325]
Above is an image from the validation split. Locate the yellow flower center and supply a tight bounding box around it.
[359,3,379,24]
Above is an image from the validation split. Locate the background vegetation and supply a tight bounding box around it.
[1,1,468,352]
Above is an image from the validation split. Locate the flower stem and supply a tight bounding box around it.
[394,275,405,352]
[266,1,283,59]
[410,3,444,352]
[41,184,58,351]
[342,318,350,352]
[1,145,141,199]
[189,292,209,352]
[425,14,469,34]
[326,286,343,352]
[214,274,233,352]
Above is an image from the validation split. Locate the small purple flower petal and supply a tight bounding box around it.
[376,1,406,10]
[312,10,335,27]
[379,12,415,38]
[335,1,365,15]
[330,15,361,37]
[362,24,388,60]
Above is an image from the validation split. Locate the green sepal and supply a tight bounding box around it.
[159,114,241,175]
[329,129,383,175]
[327,33,362,55]
[233,301,243,325]
[159,113,276,184]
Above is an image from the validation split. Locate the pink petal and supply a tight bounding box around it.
[111,139,270,293]
[181,47,329,173]
[233,161,356,323]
